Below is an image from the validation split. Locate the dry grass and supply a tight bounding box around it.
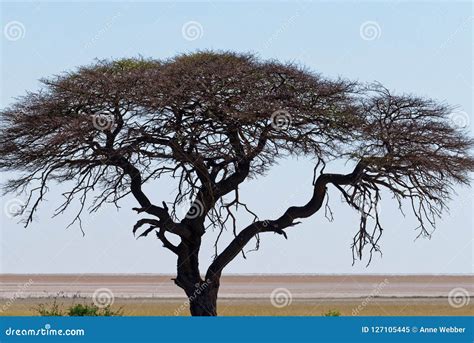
[1,297,472,316]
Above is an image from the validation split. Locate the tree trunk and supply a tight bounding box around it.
[173,239,220,316]
[188,282,218,316]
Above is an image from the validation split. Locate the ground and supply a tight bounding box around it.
[1,275,472,316]
[1,298,472,316]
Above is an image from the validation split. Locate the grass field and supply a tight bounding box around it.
[2,275,472,316]
[1,297,472,316]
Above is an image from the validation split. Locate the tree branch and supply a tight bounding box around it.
[206,161,367,279]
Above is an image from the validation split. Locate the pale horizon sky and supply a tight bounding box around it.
[1,1,472,275]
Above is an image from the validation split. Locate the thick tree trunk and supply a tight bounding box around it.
[188,282,218,316]
[173,238,220,316]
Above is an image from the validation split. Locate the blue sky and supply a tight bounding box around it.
[1,1,472,274]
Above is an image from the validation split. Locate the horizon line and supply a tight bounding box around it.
[1,272,472,276]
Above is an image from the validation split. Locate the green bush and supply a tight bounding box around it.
[35,299,122,316]
[66,303,123,316]
[322,309,341,317]
[35,299,63,316]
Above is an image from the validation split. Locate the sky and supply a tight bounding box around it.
[0,1,472,275]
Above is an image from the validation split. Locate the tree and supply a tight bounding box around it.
[1,51,473,316]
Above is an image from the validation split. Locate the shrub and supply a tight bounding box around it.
[66,303,123,316]
[323,309,341,317]
[35,299,63,316]
[35,299,122,316]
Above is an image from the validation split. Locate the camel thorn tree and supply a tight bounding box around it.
[1,51,473,316]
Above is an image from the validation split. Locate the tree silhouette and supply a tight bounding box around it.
[1,52,473,315]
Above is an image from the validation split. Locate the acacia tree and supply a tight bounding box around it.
[1,52,473,316]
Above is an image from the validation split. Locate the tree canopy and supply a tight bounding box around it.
[1,51,473,315]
